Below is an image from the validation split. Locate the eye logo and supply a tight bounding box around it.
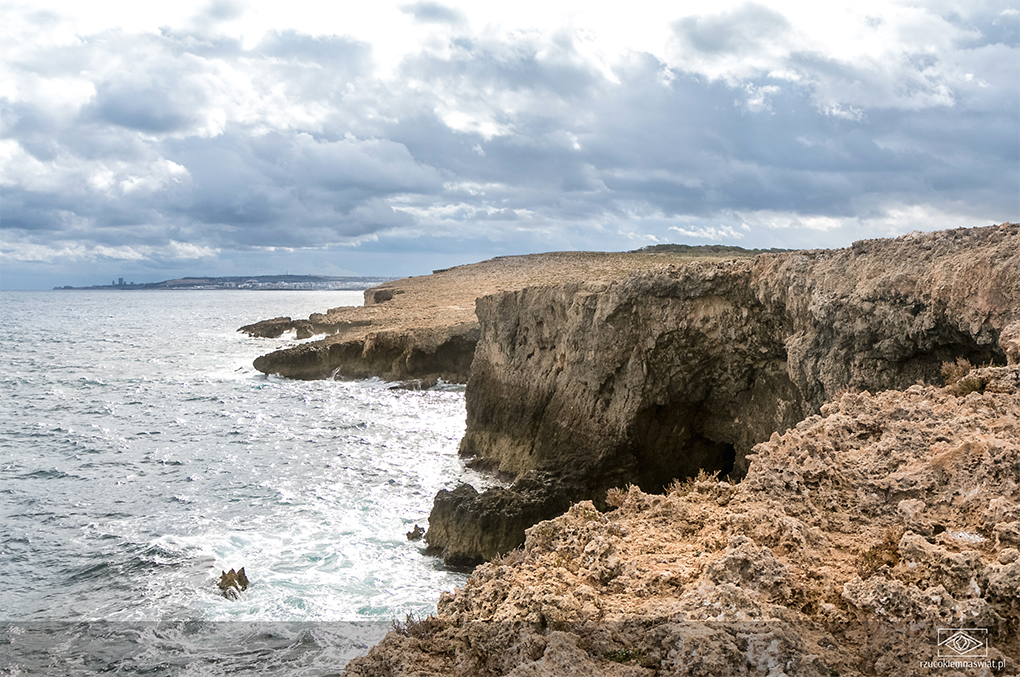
[938,628,988,657]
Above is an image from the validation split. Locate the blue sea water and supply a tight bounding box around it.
[0,290,494,675]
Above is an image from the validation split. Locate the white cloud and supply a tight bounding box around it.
[821,103,865,121]
[0,0,1015,287]
[0,238,219,263]
[669,224,746,240]
[0,139,190,197]
[741,83,781,113]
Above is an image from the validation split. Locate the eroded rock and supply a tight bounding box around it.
[346,366,1020,676]
[246,250,757,383]
[444,224,1019,561]
[238,316,295,338]
[218,567,249,600]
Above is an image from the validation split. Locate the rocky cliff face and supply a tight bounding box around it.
[347,364,1020,676]
[425,224,1020,564]
[244,251,731,383]
[252,321,480,383]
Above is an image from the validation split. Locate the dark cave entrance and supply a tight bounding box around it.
[616,324,1010,499]
[628,401,738,494]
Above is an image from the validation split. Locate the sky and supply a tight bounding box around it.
[1,0,1018,289]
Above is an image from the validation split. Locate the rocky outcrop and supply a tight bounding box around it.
[238,316,301,339]
[247,251,746,383]
[425,224,1020,563]
[217,567,248,600]
[1001,322,1020,365]
[238,315,346,340]
[346,365,1020,676]
[253,322,481,382]
[424,475,576,566]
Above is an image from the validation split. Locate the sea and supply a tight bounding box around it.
[0,290,496,675]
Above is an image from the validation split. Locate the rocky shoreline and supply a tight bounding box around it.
[241,223,1020,675]
[426,224,1019,565]
[346,363,1020,676]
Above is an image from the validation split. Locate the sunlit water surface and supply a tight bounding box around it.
[0,290,493,675]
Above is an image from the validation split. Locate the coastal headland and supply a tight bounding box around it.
[245,223,1020,674]
[56,274,393,291]
[243,248,760,382]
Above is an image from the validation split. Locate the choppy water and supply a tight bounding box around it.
[0,290,493,675]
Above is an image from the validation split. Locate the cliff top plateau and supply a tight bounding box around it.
[243,248,757,382]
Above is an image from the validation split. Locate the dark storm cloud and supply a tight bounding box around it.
[163,131,440,246]
[92,80,199,133]
[1,2,1017,288]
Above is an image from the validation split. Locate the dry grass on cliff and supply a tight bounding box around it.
[313,250,745,339]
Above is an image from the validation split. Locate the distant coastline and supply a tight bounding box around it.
[54,275,395,291]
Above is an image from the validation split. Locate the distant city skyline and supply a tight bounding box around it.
[57,273,394,290]
[2,0,1018,289]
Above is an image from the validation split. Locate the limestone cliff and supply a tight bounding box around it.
[426,224,1020,564]
[346,364,1020,676]
[244,250,747,382]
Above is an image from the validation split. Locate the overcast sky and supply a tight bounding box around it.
[1,0,1017,288]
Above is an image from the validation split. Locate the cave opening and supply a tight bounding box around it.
[629,401,739,495]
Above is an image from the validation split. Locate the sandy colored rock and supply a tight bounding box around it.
[246,250,754,382]
[1001,323,1020,366]
[427,224,1019,563]
[346,365,1020,676]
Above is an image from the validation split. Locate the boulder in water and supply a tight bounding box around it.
[218,567,249,599]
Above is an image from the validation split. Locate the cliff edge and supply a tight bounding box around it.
[426,224,1020,564]
[346,364,1020,676]
[245,251,746,382]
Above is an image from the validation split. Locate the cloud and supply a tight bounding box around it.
[674,4,790,56]
[1,236,219,264]
[0,1,1016,288]
[669,224,747,240]
[401,2,465,25]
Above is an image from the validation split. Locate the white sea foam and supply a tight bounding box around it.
[0,289,490,672]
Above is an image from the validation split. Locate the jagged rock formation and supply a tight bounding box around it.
[426,224,1020,564]
[346,365,1020,676]
[239,316,320,339]
[245,251,744,382]
[217,567,249,600]
[425,475,576,566]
